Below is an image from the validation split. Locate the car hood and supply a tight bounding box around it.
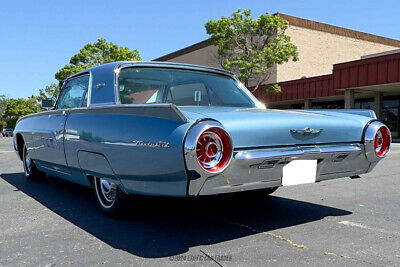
[179,107,372,148]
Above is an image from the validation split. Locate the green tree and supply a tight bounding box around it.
[37,83,60,102]
[55,38,142,82]
[0,95,9,131]
[0,94,9,117]
[205,9,298,93]
[0,120,6,131]
[2,97,41,128]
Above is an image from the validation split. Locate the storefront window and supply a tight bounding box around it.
[283,96,399,138]
[355,98,374,110]
[290,103,304,109]
[311,101,344,109]
[382,97,400,138]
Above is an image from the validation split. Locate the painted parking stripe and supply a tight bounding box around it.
[339,221,400,236]
[0,151,14,153]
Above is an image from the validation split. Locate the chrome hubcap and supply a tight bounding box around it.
[96,177,117,207]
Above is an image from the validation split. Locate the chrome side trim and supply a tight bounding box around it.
[40,164,72,175]
[363,121,391,162]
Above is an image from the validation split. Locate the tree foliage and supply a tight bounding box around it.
[55,38,142,82]
[205,9,298,93]
[0,95,9,117]
[0,95,9,130]
[0,39,142,129]
[36,83,60,102]
[2,98,41,128]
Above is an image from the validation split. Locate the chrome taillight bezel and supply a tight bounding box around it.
[364,121,391,162]
[184,120,233,176]
[195,127,232,173]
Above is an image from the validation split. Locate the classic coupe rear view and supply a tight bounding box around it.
[13,62,391,216]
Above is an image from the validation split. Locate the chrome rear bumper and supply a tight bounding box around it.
[185,120,389,196]
[187,143,375,195]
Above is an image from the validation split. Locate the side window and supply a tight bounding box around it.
[57,75,89,109]
[167,83,210,106]
[118,68,166,104]
[119,85,163,104]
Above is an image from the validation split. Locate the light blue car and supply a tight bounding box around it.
[13,62,391,217]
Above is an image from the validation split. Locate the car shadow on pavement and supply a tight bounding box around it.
[1,172,351,258]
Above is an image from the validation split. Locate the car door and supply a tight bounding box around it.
[34,74,89,172]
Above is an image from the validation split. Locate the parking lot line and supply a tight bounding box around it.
[338,220,400,236]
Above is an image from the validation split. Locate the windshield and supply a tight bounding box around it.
[117,67,256,108]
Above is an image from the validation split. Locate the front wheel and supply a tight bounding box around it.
[94,177,130,217]
[23,144,45,180]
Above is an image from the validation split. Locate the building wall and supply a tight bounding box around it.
[164,45,221,69]
[277,26,398,82]
[160,26,398,87]
[277,26,400,82]
[163,44,278,85]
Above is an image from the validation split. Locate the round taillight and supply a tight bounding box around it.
[374,126,390,157]
[196,127,232,173]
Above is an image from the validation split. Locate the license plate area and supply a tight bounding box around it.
[282,160,317,186]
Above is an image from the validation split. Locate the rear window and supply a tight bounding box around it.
[117,67,255,107]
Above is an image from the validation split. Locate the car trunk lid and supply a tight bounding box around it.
[180,107,371,148]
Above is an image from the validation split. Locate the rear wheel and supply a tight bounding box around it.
[244,186,279,199]
[23,144,45,180]
[263,186,278,195]
[94,177,130,217]
[249,186,279,197]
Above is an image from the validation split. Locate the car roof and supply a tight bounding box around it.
[66,61,235,81]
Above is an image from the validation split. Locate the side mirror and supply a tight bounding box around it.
[41,99,54,109]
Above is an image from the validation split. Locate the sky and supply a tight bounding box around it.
[0,0,399,99]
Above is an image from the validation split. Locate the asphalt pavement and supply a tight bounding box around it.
[0,137,399,266]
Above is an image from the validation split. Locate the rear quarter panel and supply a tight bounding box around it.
[64,107,192,196]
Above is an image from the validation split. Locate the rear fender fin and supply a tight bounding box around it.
[69,104,188,122]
